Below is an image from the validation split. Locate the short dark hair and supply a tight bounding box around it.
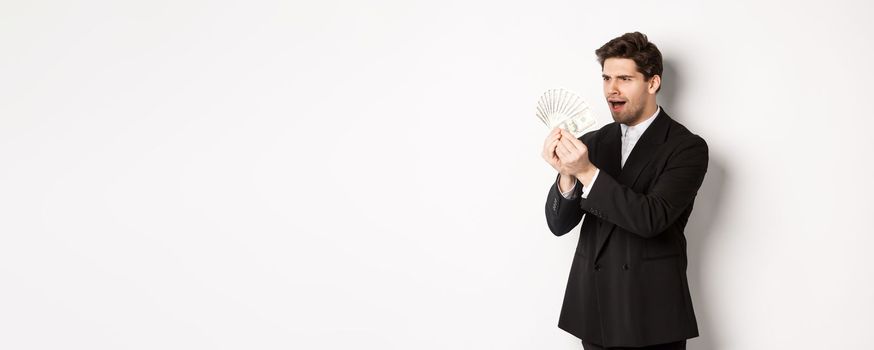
[595,32,663,92]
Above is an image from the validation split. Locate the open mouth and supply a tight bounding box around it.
[609,100,626,111]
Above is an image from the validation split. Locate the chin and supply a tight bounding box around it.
[611,113,630,124]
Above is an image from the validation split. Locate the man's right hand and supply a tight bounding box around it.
[543,128,577,193]
[542,127,563,172]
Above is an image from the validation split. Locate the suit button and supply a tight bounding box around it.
[622,264,629,271]
[594,264,601,271]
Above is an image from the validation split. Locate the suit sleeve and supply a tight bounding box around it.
[545,172,586,236]
[579,135,709,238]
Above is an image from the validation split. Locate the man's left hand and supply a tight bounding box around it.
[556,129,597,184]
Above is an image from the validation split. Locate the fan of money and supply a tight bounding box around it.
[535,88,596,137]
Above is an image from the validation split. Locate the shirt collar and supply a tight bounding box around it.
[620,105,661,137]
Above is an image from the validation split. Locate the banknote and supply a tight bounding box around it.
[536,88,596,137]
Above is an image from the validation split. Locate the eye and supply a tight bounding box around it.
[603,76,609,81]
[621,77,630,81]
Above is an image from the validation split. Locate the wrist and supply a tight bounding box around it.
[558,174,575,192]
[575,167,598,186]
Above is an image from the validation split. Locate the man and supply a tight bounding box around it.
[542,32,708,349]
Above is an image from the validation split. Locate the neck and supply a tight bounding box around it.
[627,101,658,126]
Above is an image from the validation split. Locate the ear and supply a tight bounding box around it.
[648,75,661,94]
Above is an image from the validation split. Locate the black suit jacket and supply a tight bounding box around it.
[545,108,708,347]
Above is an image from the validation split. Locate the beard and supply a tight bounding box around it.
[609,101,644,125]
[610,102,643,125]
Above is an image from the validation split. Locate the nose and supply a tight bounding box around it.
[605,79,619,95]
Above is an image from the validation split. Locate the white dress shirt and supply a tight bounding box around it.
[559,106,661,199]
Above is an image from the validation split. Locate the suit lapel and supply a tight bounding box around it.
[595,124,622,179]
[592,108,672,261]
[617,109,671,187]
[592,124,621,262]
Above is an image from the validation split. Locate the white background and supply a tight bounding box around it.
[1,0,873,349]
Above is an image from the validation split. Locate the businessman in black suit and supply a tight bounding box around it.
[542,32,708,349]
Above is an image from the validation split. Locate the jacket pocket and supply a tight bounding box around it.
[643,233,681,259]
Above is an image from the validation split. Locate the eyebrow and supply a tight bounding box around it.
[602,74,634,79]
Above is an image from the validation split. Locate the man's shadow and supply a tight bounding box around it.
[660,58,728,350]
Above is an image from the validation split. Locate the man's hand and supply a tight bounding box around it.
[556,129,598,186]
[541,127,563,173]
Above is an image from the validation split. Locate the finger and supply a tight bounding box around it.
[544,130,561,148]
[556,142,571,160]
[556,149,570,164]
[555,149,566,163]
[559,129,579,143]
[576,139,587,153]
[559,132,580,153]
[547,131,561,144]
[543,138,560,159]
[544,139,559,159]
[547,128,560,142]
[550,146,562,163]
[561,129,586,148]
[562,128,583,141]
